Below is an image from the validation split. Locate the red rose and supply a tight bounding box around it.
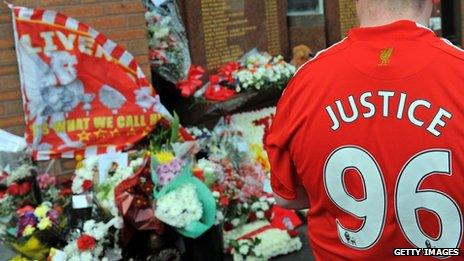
[264,209,273,220]
[223,222,233,232]
[77,234,96,251]
[209,75,220,85]
[288,230,299,238]
[193,169,204,181]
[0,190,5,199]
[82,180,93,192]
[219,196,229,207]
[204,85,236,101]
[19,182,31,196]
[248,212,257,222]
[7,183,20,196]
[59,188,72,197]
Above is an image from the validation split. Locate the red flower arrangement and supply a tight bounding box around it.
[59,188,72,197]
[7,181,31,196]
[82,180,93,192]
[176,65,205,97]
[77,234,96,251]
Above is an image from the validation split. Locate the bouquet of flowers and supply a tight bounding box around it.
[62,217,123,261]
[2,202,68,260]
[196,49,296,102]
[234,50,295,93]
[155,183,203,228]
[144,0,192,84]
[95,154,145,218]
[71,156,98,195]
[224,220,302,261]
[36,172,60,203]
[14,202,61,239]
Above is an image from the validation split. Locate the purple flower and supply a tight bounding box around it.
[47,210,59,224]
[17,213,38,236]
[158,172,175,186]
[157,164,171,174]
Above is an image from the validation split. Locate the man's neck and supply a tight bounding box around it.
[360,15,429,28]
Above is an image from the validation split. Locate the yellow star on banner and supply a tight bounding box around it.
[77,130,91,142]
[128,128,136,136]
[110,128,120,137]
[142,127,152,137]
[93,129,107,139]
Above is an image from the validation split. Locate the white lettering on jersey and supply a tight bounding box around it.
[326,90,452,137]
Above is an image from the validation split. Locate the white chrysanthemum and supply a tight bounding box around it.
[239,244,250,255]
[231,218,240,227]
[260,202,269,211]
[155,184,203,228]
[83,220,96,233]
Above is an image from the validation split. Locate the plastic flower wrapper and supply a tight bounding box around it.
[152,164,216,239]
[194,158,223,187]
[143,0,192,84]
[10,236,50,261]
[114,157,165,246]
[237,162,267,201]
[0,190,14,222]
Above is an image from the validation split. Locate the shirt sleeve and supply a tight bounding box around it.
[265,78,301,200]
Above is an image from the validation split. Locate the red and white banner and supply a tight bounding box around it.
[9,5,173,160]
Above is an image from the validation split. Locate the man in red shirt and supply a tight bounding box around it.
[265,0,464,259]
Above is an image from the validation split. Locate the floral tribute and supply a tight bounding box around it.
[198,50,296,101]
[155,183,203,228]
[144,0,192,84]
[189,115,303,260]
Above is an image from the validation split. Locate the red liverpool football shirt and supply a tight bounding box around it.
[266,20,464,260]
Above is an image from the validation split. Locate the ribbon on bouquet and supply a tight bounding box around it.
[237,224,275,240]
[176,65,205,97]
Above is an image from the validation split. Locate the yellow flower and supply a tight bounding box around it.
[37,217,52,230]
[10,255,29,261]
[250,144,270,171]
[34,204,49,218]
[23,225,36,237]
[154,151,175,164]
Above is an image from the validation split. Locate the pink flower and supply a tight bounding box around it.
[37,173,56,189]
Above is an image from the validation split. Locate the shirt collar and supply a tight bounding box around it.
[348,20,437,42]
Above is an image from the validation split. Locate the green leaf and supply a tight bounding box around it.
[170,112,180,143]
